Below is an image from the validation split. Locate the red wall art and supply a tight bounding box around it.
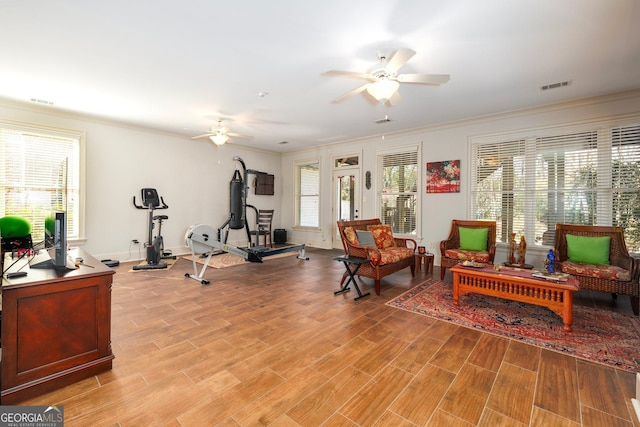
[426,160,460,193]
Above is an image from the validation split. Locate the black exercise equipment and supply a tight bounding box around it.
[132,188,176,270]
[184,157,307,284]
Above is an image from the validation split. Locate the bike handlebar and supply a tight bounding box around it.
[132,195,169,210]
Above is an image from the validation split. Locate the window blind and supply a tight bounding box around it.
[377,149,418,236]
[297,161,319,227]
[0,125,81,242]
[471,122,640,251]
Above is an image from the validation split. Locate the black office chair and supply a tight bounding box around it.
[250,210,274,248]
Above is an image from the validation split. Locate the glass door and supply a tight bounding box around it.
[333,168,360,249]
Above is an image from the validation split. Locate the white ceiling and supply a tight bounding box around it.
[1,0,639,152]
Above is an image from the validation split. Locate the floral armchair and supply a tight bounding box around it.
[554,223,640,315]
[337,218,416,295]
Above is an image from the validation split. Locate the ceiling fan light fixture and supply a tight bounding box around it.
[367,79,399,101]
[210,134,229,145]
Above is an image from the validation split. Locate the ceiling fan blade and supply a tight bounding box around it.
[386,91,403,106]
[227,132,253,139]
[332,83,371,103]
[324,70,371,80]
[397,73,450,85]
[385,48,416,73]
[191,133,213,140]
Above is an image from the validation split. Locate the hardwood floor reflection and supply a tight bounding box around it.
[18,248,639,426]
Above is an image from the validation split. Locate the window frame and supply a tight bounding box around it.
[469,117,640,251]
[0,119,86,244]
[294,158,321,229]
[376,144,420,238]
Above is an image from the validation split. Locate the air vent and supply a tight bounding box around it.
[29,97,54,105]
[541,80,571,91]
[375,115,392,124]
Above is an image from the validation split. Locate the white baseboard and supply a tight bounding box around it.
[632,373,640,422]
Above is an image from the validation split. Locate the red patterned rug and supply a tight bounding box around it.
[386,279,640,372]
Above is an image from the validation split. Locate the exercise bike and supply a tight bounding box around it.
[132,188,176,270]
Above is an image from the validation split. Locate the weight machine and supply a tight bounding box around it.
[185,156,307,284]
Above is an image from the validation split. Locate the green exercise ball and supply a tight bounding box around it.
[0,215,32,238]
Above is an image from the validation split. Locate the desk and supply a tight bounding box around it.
[333,256,371,301]
[415,253,434,273]
[1,249,114,404]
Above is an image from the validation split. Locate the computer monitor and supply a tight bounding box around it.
[30,211,73,270]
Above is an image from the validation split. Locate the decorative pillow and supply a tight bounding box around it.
[367,224,396,249]
[343,226,358,244]
[356,230,377,248]
[566,234,610,265]
[459,227,488,251]
[0,216,32,238]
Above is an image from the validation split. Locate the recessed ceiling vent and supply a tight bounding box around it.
[29,97,54,105]
[541,80,571,91]
[375,115,392,124]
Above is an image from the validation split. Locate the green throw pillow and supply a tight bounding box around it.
[459,227,488,251]
[0,215,32,238]
[566,234,610,265]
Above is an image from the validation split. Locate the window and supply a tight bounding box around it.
[377,147,418,236]
[0,122,83,243]
[471,122,640,251]
[295,160,320,227]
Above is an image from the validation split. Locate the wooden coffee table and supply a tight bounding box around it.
[450,264,579,331]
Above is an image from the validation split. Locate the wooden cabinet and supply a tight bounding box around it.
[255,173,274,195]
[1,249,114,404]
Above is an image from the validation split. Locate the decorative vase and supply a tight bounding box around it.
[546,249,556,273]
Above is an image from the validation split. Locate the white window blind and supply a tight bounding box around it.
[296,161,319,227]
[377,149,418,236]
[0,124,81,242]
[471,122,640,251]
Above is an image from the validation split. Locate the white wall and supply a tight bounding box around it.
[281,90,640,269]
[0,101,283,262]
[4,90,639,267]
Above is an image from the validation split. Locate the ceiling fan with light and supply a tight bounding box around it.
[191,119,253,146]
[324,47,450,106]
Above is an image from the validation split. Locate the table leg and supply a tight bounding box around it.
[562,289,574,332]
[334,262,370,301]
[452,272,460,306]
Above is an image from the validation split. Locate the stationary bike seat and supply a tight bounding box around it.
[153,215,169,221]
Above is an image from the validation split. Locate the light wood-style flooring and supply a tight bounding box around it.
[18,248,640,426]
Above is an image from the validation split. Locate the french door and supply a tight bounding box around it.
[333,169,360,249]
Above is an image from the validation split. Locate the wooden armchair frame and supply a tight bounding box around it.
[336,218,416,295]
[440,219,497,280]
[554,223,640,315]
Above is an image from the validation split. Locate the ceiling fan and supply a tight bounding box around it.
[324,47,450,106]
[191,120,253,146]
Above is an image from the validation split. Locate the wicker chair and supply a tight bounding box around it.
[554,223,640,315]
[439,219,497,280]
[337,218,416,295]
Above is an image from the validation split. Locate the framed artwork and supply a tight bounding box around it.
[426,160,460,193]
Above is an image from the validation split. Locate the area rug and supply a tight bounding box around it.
[183,252,248,269]
[128,256,179,272]
[386,278,640,372]
[183,250,298,269]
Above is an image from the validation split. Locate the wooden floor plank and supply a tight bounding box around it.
[10,249,637,427]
